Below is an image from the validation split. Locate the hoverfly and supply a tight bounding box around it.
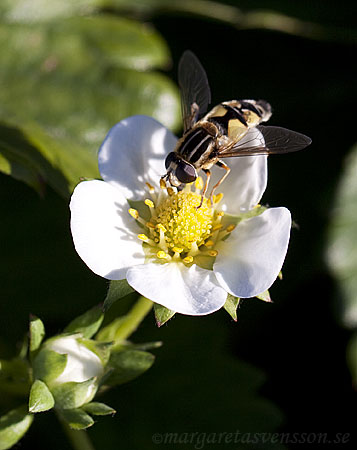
[162,50,311,205]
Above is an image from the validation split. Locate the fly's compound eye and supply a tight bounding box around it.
[175,160,197,184]
[165,152,176,170]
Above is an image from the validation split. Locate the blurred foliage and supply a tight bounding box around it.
[1,0,357,449]
[326,144,357,385]
[327,144,357,329]
[0,0,180,197]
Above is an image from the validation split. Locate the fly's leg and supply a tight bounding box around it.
[197,168,211,209]
[209,160,230,204]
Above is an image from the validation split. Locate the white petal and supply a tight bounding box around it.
[70,180,145,280]
[49,337,103,383]
[98,115,177,200]
[214,207,291,297]
[126,262,227,316]
[209,128,268,212]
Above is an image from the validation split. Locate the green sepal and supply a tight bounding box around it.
[0,358,31,397]
[58,408,94,430]
[223,294,240,321]
[103,279,135,311]
[154,303,175,327]
[105,349,155,386]
[32,349,67,384]
[95,316,126,343]
[78,338,112,366]
[256,290,272,302]
[28,379,54,413]
[82,402,116,416]
[51,377,98,410]
[64,305,104,339]
[0,405,34,450]
[29,315,45,353]
[222,205,267,229]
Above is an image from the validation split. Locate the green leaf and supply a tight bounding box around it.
[64,306,104,339]
[82,402,116,416]
[0,405,34,450]
[32,349,67,384]
[0,16,180,196]
[103,279,135,311]
[154,303,175,327]
[28,379,54,413]
[255,290,272,303]
[58,408,94,430]
[0,152,10,174]
[223,294,240,321]
[29,315,45,352]
[326,144,357,327]
[105,349,155,386]
[51,377,98,410]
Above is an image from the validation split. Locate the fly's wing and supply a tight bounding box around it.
[178,50,211,132]
[218,125,312,158]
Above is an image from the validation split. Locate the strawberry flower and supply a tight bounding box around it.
[70,115,291,315]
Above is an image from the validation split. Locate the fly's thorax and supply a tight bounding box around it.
[174,124,216,168]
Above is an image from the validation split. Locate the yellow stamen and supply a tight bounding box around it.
[214,193,224,204]
[156,223,167,233]
[205,240,215,247]
[160,178,166,189]
[172,247,183,254]
[226,224,236,232]
[208,250,218,257]
[138,234,149,241]
[146,182,155,192]
[128,208,139,219]
[146,222,156,229]
[167,187,175,196]
[157,250,168,259]
[145,199,155,208]
[183,256,193,264]
[213,224,223,231]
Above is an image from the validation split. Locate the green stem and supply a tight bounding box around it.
[59,415,96,450]
[114,296,153,341]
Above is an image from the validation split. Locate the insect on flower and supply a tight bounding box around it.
[162,50,312,205]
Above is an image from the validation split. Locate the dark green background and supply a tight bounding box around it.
[1,1,356,448]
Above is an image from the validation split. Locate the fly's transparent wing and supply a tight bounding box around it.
[178,50,211,132]
[218,125,312,157]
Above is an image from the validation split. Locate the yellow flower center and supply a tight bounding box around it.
[153,191,213,253]
[128,178,236,265]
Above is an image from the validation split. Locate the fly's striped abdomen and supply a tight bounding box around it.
[205,100,272,141]
[177,127,215,165]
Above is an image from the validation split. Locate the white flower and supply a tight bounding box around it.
[70,115,291,316]
[48,336,103,384]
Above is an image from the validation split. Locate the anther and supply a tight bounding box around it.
[208,250,218,257]
[160,178,166,189]
[214,193,224,204]
[145,199,155,208]
[205,240,215,247]
[146,182,155,192]
[183,256,193,264]
[172,247,183,254]
[128,208,139,219]
[226,224,236,232]
[167,187,175,196]
[157,250,169,259]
